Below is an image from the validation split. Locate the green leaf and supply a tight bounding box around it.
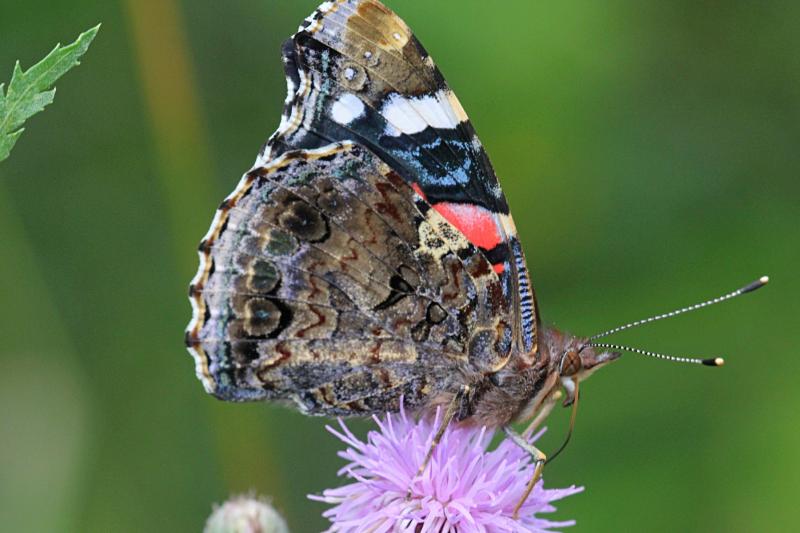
[0,24,100,163]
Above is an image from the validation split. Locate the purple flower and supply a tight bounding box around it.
[310,406,582,532]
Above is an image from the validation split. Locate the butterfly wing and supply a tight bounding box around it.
[187,0,543,415]
[186,142,513,415]
[262,0,539,354]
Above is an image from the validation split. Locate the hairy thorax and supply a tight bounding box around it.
[437,326,611,429]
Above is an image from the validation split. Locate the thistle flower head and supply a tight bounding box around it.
[311,406,582,532]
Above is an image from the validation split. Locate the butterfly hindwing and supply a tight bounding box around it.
[186,142,513,415]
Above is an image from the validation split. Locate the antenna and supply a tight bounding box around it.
[589,275,769,341]
[588,342,725,367]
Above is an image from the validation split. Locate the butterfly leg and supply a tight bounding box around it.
[509,377,581,519]
[504,425,547,519]
[406,384,470,499]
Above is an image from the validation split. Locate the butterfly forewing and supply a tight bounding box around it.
[266,0,540,354]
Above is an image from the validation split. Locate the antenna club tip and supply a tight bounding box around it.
[741,276,770,294]
[702,357,725,367]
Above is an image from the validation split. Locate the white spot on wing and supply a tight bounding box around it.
[331,93,366,125]
[381,93,427,135]
[381,90,465,136]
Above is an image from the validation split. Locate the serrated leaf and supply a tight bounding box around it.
[0,24,100,163]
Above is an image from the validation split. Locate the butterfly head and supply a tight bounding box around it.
[559,342,621,379]
[543,326,621,387]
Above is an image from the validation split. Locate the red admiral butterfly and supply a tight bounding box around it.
[186,0,767,515]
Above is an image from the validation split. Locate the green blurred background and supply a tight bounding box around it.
[1,1,797,531]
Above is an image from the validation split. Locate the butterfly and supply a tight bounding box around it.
[185,0,767,516]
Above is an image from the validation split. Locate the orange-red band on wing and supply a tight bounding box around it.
[431,202,503,251]
[411,182,506,268]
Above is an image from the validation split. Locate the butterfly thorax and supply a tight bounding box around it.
[461,326,619,427]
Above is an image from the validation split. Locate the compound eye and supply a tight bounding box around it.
[560,349,582,376]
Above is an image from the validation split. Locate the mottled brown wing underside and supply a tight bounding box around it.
[186,142,512,416]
